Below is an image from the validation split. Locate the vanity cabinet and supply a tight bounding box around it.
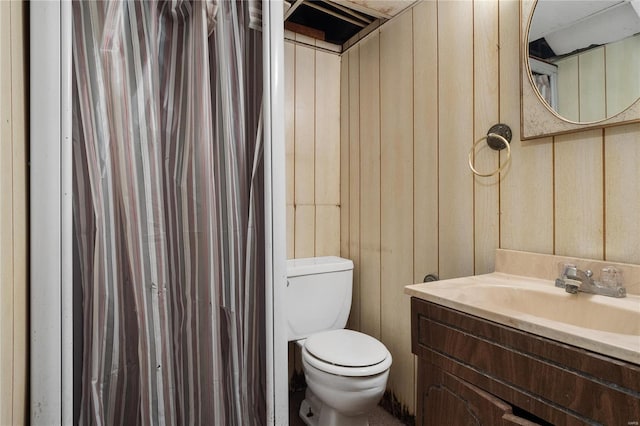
[411,297,640,425]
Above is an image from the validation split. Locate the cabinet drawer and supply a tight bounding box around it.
[418,362,542,426]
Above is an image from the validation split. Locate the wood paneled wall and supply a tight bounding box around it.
[285,34,341,260]
[340,0,640,416]
[556,34,640,122]
[0,2,27,424]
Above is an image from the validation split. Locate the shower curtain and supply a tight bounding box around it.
[72,1,265,424]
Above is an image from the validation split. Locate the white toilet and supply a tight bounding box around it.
[286,256,392,426]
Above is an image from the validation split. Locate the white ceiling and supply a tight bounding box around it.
[529,0,640,56]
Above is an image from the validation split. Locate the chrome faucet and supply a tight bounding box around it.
[555,264,626,298]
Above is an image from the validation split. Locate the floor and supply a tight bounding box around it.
[289,390,406,426]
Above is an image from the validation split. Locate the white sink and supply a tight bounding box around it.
[405,272,640,364]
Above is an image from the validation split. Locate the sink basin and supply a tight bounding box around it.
[405,272,640,364]
[459,284,640,335]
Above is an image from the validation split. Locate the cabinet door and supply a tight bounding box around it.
[418,362,540,426]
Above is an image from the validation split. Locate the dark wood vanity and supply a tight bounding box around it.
[411,297,640,425]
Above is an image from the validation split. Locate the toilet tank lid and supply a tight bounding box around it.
[286,256,353,277]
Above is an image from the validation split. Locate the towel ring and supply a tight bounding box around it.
[468,126,512,177]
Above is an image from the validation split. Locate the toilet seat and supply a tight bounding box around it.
[302,329,392,377]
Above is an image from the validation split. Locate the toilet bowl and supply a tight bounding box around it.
[298,329,392,426]
[286,257,392,426]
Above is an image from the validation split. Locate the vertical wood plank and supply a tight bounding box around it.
[380,11,414,413]
[294,205,316,258]
[294,43,315,206]
[554,130,604,259]
[606,34,640,117]
[500,0,554,254]
[578,47,605,122]
[340,50,350,260]
[605,123,640,264]
[0,3,26,422]
[315,51,341,206]
[412,6,439,406]
[9,3,26,421]
[285,40,296,260]
[348,47,361,330]
[358,34,381,340]
[473,0,500,275]
[285,41,295,207]
[438,0,474,279]
[286,205,295,259]
[315,205,340,256]
[413,0,439,285]
[0,2,14,422]
[556,57,579,122]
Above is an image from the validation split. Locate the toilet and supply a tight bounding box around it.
[286,256,392,426]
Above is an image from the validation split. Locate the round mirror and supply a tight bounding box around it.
[527,0,640,123]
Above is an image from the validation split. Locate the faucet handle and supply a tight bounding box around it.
[559,263,576,279]
[559,263,588,281]
[600,266,623,288]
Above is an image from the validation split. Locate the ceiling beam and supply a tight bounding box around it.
[323,0,373,25]
[284,0,304,20]
[328,0,392,20]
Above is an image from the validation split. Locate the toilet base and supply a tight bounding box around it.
[299,399,317,426]
[299,389,369,426]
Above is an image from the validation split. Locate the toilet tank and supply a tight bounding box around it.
[285,256,354,341]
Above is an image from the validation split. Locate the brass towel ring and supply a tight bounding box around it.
[468,126,512,177]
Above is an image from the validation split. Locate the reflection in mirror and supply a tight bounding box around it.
[528,0,640,123]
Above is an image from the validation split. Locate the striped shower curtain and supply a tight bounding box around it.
[72,1,265,424]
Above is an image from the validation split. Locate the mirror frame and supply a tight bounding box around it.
[520,0,640,139]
